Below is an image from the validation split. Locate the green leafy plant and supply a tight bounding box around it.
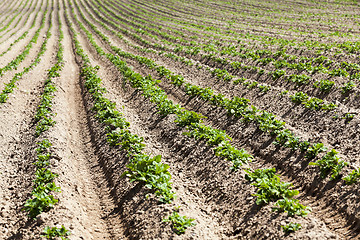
[341,81,356,94]
[35,116,56,137]
[184,84,213,101]
[170,75,184,87]
[185,123,231,146]
[273,198,311,216]
[343,169,360,185]
[288,74,310,86]
[329,68,349,77]
[343,113,355,122]
[225,97,250,117]
[214,141,253,169]
[175,110,205,127]
[163,211,196,235]
[314,79,334,93]
[304,98,323,110]
[309,149,348,180]
[233,77,246,85]
[274,129,293,147]
[290,92,309,104]
[247,81,258,89]
[321,102,337,111]
[245,168,300,205]
[305,143,327,160]
[158,100,181,116]
[41,225,70,240]
[256,111,285,135]
[209,93,228,107]
[280,90,288,96]
[258,84,270,93]
[23,190,59,219]
[299,141,311,152]
[282,222,302,234]
[123,154,174,203]
[272,69,286,80]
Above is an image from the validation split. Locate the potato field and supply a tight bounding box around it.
[1,0,360,239]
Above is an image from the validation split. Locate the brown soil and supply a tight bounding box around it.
[1,0,360,239]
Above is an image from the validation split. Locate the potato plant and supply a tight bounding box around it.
[163,211,196,235]
[282,222,302,234]
[42,225,70,240]
[309,149,348,180]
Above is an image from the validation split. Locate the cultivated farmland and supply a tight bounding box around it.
[0,0,360,239]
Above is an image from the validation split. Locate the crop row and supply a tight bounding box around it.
[0,0,22,23]
[0,1,15,27]
[110,36,350,182]
[78,0,353,128]
[0,0,43,46]
[142,46,341,114]
[69,0,311,232]
[102,0,352,72]
[84,0,360,210]
[0,0,48,78]
[22,2,71,238]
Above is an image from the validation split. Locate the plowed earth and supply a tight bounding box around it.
[1,0,360,239]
